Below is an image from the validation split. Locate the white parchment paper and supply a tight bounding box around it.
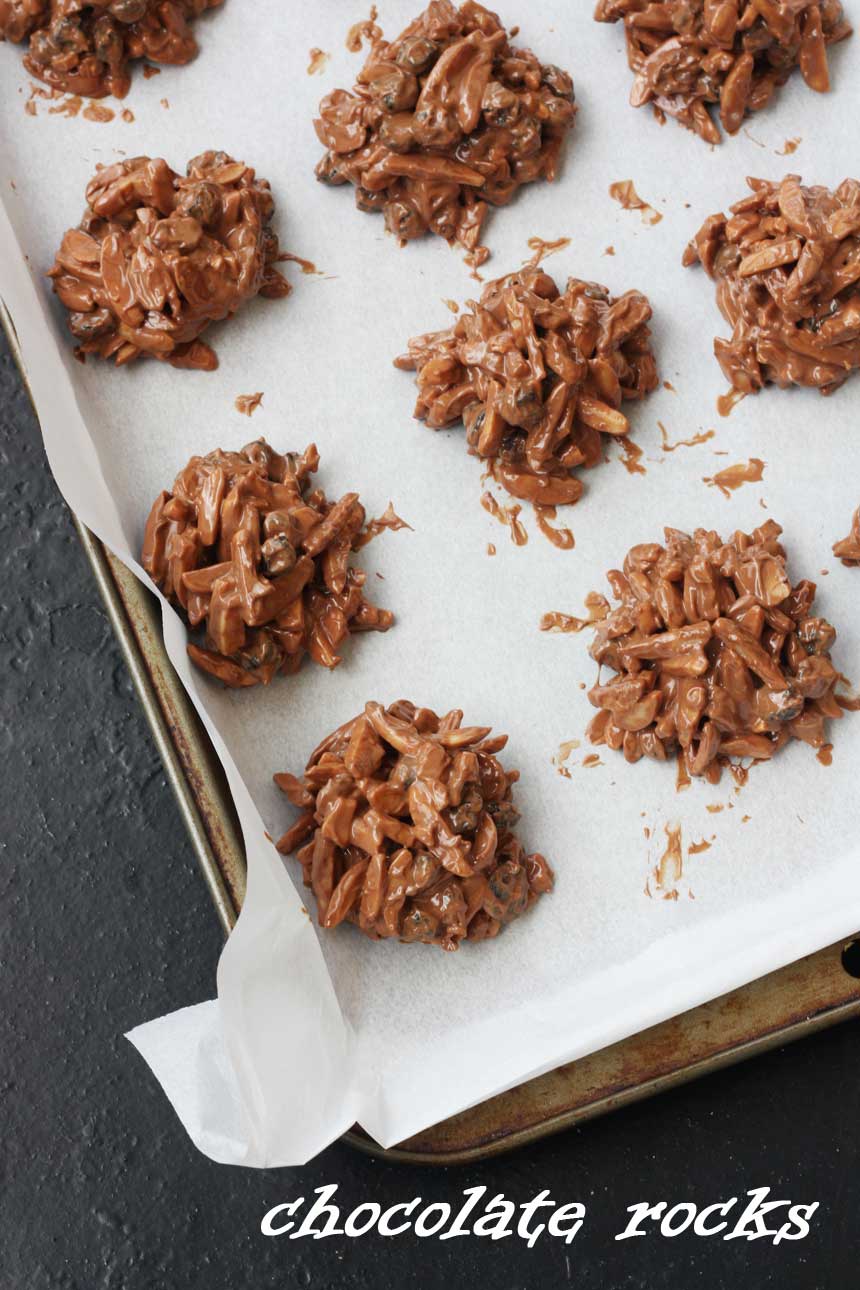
[2,1,860,1166]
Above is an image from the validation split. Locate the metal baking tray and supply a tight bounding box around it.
[6,304,860,1165]
[80,525,860,1165]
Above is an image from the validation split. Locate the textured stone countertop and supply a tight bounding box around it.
[1,331,858,1290]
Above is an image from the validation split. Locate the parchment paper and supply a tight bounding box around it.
[2,1,859,1166]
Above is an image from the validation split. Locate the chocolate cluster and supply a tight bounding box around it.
[49,152,288,372]
[276,700,553,950]
[0,0,221,99]
[142,441,394,688]
[684,174,860,396]
[587,522,843,780]
[314,0,576,262]
[594,0,851,144]
[395,265,658,505]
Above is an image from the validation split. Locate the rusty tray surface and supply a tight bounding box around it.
[5,294,860,1165]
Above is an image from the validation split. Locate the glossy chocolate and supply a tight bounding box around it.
[276,699,553,950]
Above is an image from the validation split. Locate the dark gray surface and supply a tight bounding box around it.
[2,330,858,1290]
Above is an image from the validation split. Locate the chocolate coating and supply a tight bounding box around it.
[1,0,222,98]
[276,699,553,950]
[314,0,576,261]
[0,0,46,43]
[142,440,394,687]
[594,0,851,144]
[587,521,844,781]
[48,151,288,372]
[395,264,658,506]
[684,174,860,396]
[1,0,221,99]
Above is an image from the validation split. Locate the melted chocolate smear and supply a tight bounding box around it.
[510,509,528,546]
[346,4,379,52]
[619,438,646,475]
[703,457,765,497]
[609,180,662,226]
[717,387,747,417]
[30,88,116,122]
[481,491,528,546]
[235,392,264,417]
[278,251,324,276]
[540,592,609,634]
[540,612,586,633]
[24,82,48,115]
[659,421,715,453]
[526,235,571,267]
[534,504,574,550]
[83,102,114,123]
[728,762,749,789]
[51,94,82,117]
[352,501,413,549]
[481,490,504,522]
[653,823,683,900]
[464,250,487,282]
[553,738,580,777]
[307,47,330,75]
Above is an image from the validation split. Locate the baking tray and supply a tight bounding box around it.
[82,495,860,1167]
[5,305,860,1166]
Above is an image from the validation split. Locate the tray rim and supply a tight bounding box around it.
[4,301,860,1167]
